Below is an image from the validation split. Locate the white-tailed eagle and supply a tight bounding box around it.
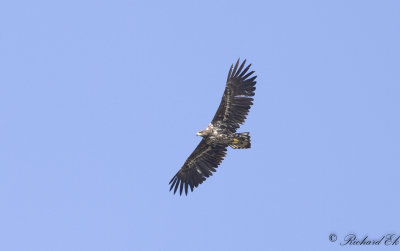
[169,59,257,195]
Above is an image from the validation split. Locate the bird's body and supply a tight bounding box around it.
[197,122,233,145]
[198,122,250,148]
[170,59,257,195]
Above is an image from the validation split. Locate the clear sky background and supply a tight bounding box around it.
[1,1,399,250]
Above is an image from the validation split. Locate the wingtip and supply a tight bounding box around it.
[169,175,175,185]
[228,58,254,80]
[231,59,240,78]
[179,180,184,195]
[173,179,180,194]
[228,63,235,80]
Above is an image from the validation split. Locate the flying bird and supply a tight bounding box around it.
[169,59,257,195]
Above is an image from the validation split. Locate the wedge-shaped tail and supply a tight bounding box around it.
[230,132,251,149]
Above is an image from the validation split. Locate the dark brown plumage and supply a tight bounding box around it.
[169,59,257,195]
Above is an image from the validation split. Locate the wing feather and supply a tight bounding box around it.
[169,139,227,195]
[212,59,257,132]
[231,59,240,77]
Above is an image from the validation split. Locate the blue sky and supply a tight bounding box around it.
[1,0,399,250]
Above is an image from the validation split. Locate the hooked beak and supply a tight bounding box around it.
[196,132,201,136]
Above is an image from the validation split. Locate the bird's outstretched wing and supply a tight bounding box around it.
[212,59,257,132]
[169,139,227,195]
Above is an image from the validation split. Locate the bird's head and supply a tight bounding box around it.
[196,129,207,137]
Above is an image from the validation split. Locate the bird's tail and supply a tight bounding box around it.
[230,132,251,149]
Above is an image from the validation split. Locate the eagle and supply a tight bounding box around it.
[169,59,257,195]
